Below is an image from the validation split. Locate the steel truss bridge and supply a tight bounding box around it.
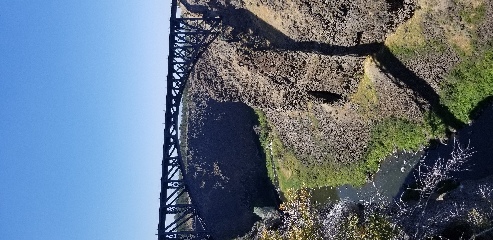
[157,0,221,239]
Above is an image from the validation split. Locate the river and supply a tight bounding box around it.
[310,103,493,205]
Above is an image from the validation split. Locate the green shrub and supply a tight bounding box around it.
[259,189,323,240]
[460,4,486,25]
[254,109,276,183]
[365,118,429,172]
[337,213,398,240]
[441,50,493,123]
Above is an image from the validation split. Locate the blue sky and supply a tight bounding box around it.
[0,1,170,239]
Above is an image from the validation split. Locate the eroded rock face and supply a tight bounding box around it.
[187,0,415,106]
[184,0,493,166]
[184,0,414,45]
[180,0,493,238]
[178,1,493,238]
[184,0,416,164]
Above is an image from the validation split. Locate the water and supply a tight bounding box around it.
[338,151,422,202]
[310,151,422,204]
[424,103,493,181]
[310,186,339,205]
[310,103,493,205]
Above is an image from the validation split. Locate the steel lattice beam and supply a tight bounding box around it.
[157,0,220,239]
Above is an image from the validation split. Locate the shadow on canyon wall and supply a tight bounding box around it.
[181,0,465,128]
[185,100,280,239]
[227,7,465,129]
[179,1,473,238]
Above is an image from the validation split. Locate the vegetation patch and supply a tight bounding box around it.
[385,11,426,57]
[440,49,493,123]
[255,109,276,184]
[386,0,485,58]
[336,213,399,240]
[364,118,429,172]
[351,58,379,117]
[272,134,367,191]
[363,111,447,173]
[423,110,448,139]
[255,109,367,192]
[447,1,485,55]
[460,2,486,25]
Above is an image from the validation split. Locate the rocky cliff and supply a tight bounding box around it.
[183,0,493,168]
[179,0,493,238]
[183,0,414,165]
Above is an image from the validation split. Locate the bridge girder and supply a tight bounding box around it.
[158,1,221,239]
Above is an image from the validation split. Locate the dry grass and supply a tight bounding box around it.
[443,0,485,55]
[243,0,292,36]
[446,28,473,54]
[350,57,379,117]
[386,0,485,57]
[385,10,426,56]
[460,0,484,8]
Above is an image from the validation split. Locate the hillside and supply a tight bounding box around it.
[183,0,493,191]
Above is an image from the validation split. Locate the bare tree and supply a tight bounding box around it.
[392,137,475,238]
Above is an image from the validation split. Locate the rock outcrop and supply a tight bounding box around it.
[179,0,493,238]
[184,0,416,164]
